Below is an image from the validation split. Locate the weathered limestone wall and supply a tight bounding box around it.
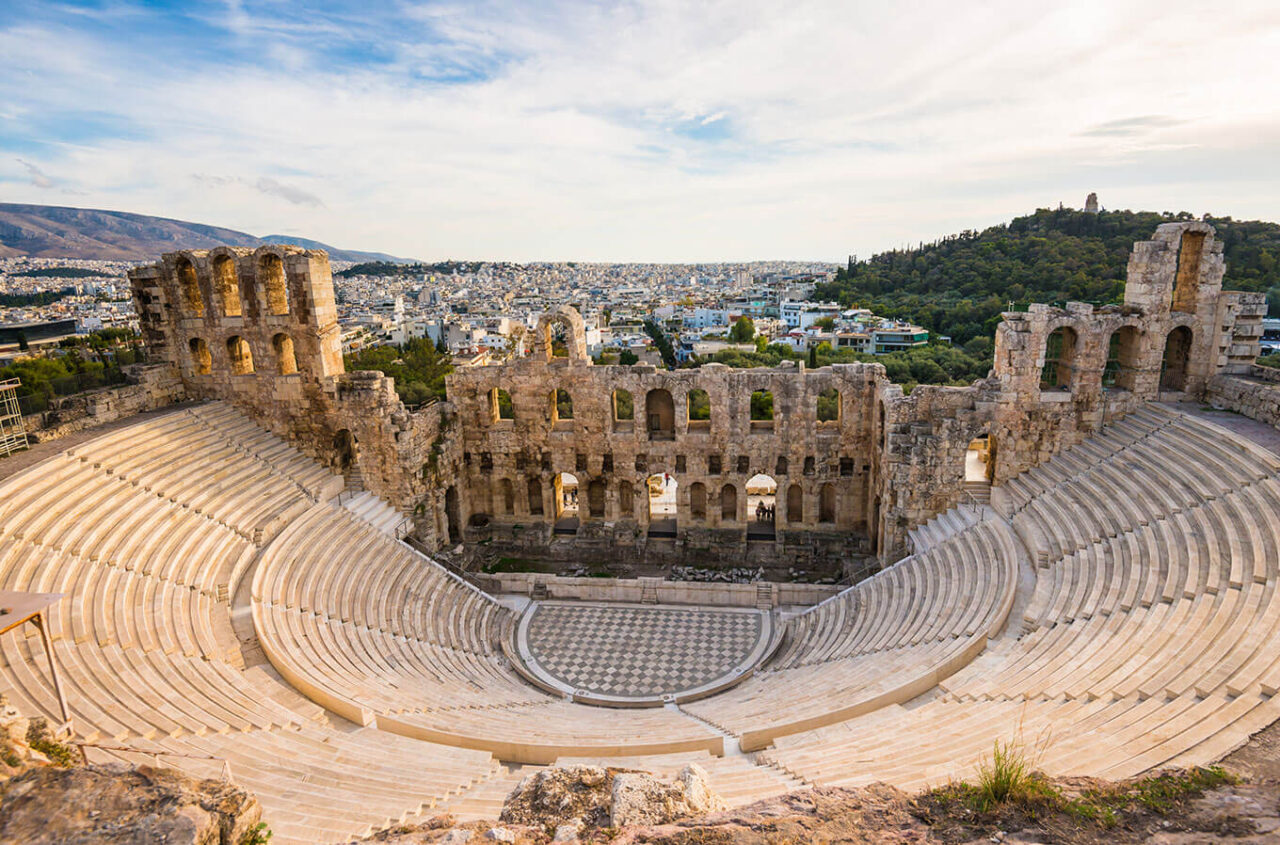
[123,220,1270,565]
[1207,368,1280,428]
[19,364,184,443]
[127,248,440,526]
[875,381,995,555]
[445,309,886,569]
[473,572,840,608]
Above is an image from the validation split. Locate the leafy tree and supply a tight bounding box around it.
[750,390,773,420]
[817,387,840,422]
[815,208,1280,345]
[729,316,756,343]
[618,349,639,365]
[812,316,835,330]
[688,389,710,420]
[17,332,29,351]
[643,320,676,369]
[555,388,574,419]
[344,336,453,405]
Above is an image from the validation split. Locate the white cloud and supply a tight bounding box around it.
[1,1,1278,261]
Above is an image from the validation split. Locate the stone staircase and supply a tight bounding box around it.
[963,480,991,504]
[341,490,410,539]
[433,765,533,822]
[906,502,979,552]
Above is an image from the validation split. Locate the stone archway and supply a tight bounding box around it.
[1161,326,1193,391]
[333,429,357,473]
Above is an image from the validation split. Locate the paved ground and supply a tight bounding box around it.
[523,603,764,699]
[1163,400,1280,458]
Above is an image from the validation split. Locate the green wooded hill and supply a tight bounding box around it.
[813,208,1280,346]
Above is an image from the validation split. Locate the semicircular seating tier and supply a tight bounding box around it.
[758,404,1280,791]
[0,404,503,845]
[681,516,1020,749]
[249,504,726,762]
[4,398,1280,843]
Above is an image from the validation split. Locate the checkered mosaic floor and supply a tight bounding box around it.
[524,603,764,698]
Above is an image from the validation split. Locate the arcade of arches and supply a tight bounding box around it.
[123,223,1269,584]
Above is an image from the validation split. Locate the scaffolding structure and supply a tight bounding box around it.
[0,378,29,457]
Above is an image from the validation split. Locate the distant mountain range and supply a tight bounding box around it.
[0,203,416,264]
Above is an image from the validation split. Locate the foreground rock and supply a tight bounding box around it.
[360,771,1280,844]
[496,763,725,831]
[609,763,726,827]
[0,763,263,845]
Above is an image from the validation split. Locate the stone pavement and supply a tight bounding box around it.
[523,602,765,699]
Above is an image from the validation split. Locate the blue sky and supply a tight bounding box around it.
[2,0,1279,261]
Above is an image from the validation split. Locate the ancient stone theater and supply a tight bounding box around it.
[2,221,1279,842]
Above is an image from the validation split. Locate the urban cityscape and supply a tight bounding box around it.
[0,252,933,375]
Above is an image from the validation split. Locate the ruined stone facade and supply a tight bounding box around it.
[125,220,1268,572]
[446,307,883,574]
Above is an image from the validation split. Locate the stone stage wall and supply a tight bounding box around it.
[124,220,1270,570]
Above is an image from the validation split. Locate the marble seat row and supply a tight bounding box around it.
[0,407,501,844]
[250,502,724,763]
[772,518,1018,670]
[758,405,1280,791]
[63,402,340,542]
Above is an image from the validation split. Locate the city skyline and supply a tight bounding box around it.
[2,0,1279,262]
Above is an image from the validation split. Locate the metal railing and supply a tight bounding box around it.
[76,741,234,783]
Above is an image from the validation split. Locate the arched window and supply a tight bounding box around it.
[1040,327,1077,390]
[527,477,544,515]
[176,258,203,317]
[226,335,254,375]
[1102,326,1141,390]
[587,478,606,518]
[553,389,573,424]
[212,254,241,317]
[1161,326,1193,391]
[775,456,788,476]
[612,389,634,429]
[261,254,289,315]
[646,389,674,440]
[690,482,707,520]
[618,480,634,516]
[188,337,211,375]
[687,389,710,430]
[750,390,774,430]
[720,484,737,522]
[491,388,514,421]
[272,333,297,375]
[819,483,836,523]
[499,478,515,514]
[817,387,840,423]
[786,483,803,524]
[1171,230,1207,313]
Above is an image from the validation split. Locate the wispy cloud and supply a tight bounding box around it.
[1080,115,1187,138]
[255,177,324,208]
[0,1,1278,260]
[16,158,53,188]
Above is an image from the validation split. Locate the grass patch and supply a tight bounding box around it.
[25,718,75,767]
[918,736,1235,841]
[974,738,1041,810]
